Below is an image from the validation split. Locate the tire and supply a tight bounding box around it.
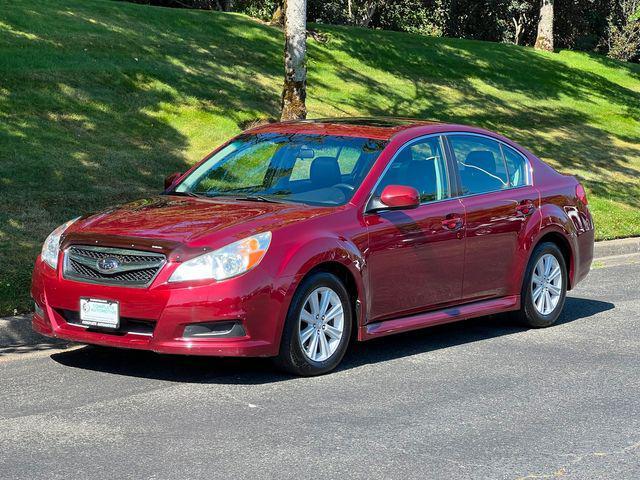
[514,242,568,328]
[275,272,352,376]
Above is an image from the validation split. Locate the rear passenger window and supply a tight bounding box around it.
[449,135,509,195]
[502,145,529,187]
[375,136,450,203]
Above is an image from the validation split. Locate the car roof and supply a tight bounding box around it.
[245,117,450,141]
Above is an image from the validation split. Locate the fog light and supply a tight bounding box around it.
[34,302,44,318]
[183,321,246,338]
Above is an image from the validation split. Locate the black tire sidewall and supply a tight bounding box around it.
[276,272,352,376]
[521,242,568,328]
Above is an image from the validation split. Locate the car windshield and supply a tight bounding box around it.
[172,133,388,206]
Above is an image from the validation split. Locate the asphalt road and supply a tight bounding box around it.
[1,258,638,479]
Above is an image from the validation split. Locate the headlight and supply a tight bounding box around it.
[169,232,272,283]
[41,217,80,270]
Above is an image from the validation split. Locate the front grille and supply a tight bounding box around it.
[68,258,159,284]
[58,309,156,336]
[63,245,166,287]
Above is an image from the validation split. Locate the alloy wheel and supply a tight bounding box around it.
[531,253,563,316]
[298,287,344,362]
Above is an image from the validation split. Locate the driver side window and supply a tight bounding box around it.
[375,136,450,203]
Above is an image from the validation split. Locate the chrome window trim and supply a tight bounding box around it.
[364,131,536,214]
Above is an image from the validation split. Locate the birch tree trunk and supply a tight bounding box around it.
[534,0,554,51]
[280,0,307,121]
[512,14,526,45]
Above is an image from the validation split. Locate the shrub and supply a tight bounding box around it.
[607,0,640,61]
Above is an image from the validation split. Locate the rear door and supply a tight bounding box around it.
[364,135,465,322]
[446,133,539,302]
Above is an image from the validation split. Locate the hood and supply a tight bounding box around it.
[63,196,333,253]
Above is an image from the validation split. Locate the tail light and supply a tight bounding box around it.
[576,183,588,205]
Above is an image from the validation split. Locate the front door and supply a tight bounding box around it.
[364,135,465,322]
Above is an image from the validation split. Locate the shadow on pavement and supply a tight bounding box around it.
[0,314,74,357]
[50,297,614,384]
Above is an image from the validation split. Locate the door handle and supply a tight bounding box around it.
[442,214,463,231]
[516,202,536,217]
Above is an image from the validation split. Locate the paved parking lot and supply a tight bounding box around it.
[1,256,638,479]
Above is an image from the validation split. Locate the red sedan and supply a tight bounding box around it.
[31,118,594,375]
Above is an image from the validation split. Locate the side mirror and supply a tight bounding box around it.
[368,185,420,212]
[164,172,182,190]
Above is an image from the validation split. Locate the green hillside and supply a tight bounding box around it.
[1,0,639,315]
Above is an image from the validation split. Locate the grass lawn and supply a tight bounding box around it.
[1,0,639,315]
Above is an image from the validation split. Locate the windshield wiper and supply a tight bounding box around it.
[233,195,283,204]
[166,191,205,198]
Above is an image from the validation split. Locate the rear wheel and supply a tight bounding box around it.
[515,242,567,328]
[275,272,352,376]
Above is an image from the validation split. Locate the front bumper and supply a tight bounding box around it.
[31,257,294,357]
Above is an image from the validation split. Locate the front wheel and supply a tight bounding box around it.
[515,242,568,328]
[275,272,352,376]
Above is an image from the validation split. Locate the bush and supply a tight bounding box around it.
[120,0,640,62]
[555,0,612,51]
[235,0,280,20]
[372,0,447,36]
[121,0,221,9]
[607,0,640,61]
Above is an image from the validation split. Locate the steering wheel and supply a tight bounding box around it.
[333,183,355,196]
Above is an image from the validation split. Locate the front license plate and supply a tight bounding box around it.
[80,298,119,329]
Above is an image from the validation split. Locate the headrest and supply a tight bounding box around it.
[310,156,341,189]
[401,160,437,195]
[465,150,497,175]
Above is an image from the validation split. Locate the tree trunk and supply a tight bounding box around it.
[280,0,307,121]
[534,0,554,51]
[356,1,378,28]
[512,15,525,45]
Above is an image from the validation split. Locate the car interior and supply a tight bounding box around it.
[458,150,509,195]
[373,140,448,204]
[266,143,377,205]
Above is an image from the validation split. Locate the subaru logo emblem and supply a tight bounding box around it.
[97,257,120,273]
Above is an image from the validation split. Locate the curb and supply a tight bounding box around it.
[0,315,74,356]
[593,237,640,259]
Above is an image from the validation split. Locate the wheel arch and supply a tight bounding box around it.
[529,228,575,290]
[274,235,367,347]
[300,261,361,339]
